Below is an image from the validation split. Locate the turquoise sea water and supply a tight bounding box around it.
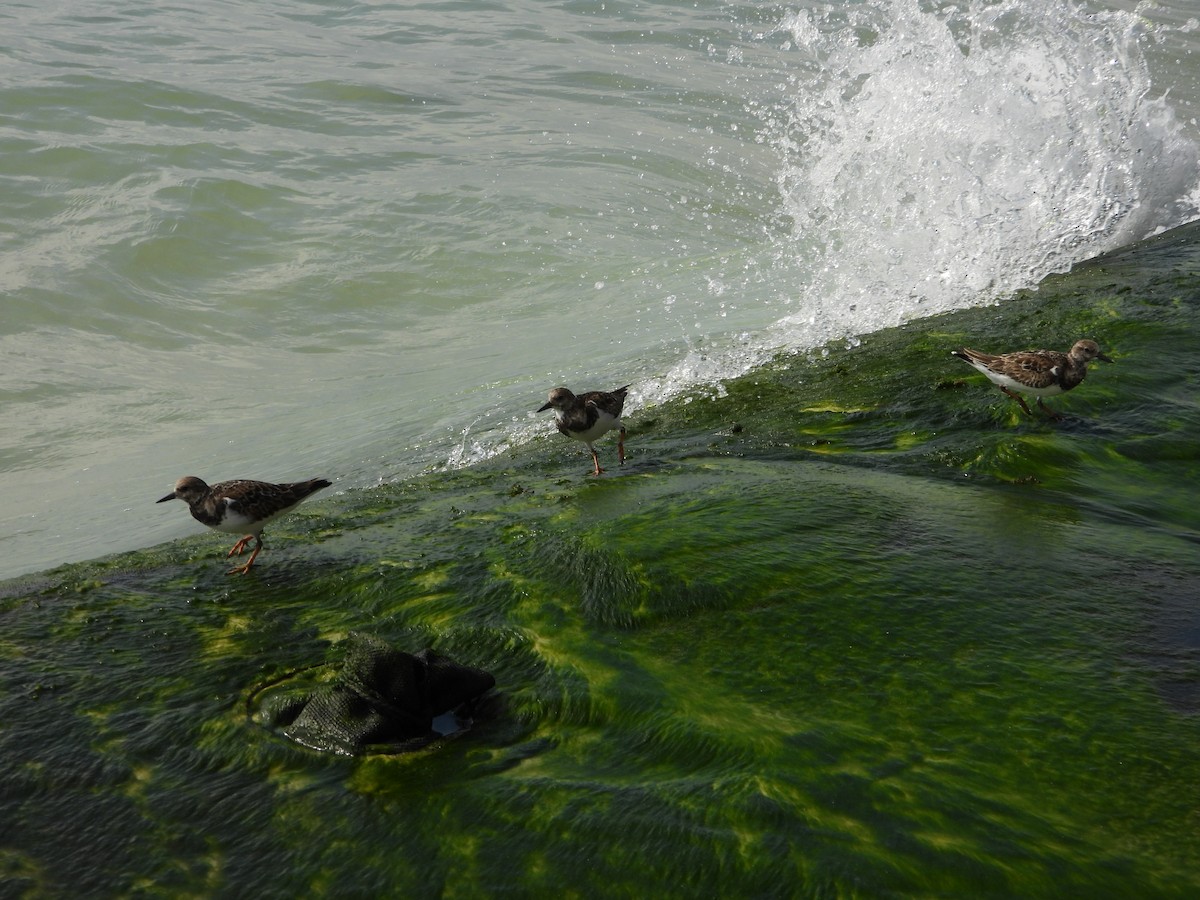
[3,1,1200,896]
[3,0,1199,578]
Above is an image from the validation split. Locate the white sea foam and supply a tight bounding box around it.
[448,0,1200,468]
[4,0,1200,577]
[638,0,1200,407]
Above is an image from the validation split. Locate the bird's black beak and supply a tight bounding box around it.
[1098,353,1114,363]
[157,493,177,503]
[537,402,553,412]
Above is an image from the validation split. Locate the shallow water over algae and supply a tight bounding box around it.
[4,225,1200,896]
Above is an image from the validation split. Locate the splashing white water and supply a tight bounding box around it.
[639,0,1200,406]
[457,0,1200,467]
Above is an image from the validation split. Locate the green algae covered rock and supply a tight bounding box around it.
[2,223,1200,896]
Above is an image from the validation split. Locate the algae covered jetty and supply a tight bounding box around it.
[3,223,1199,897]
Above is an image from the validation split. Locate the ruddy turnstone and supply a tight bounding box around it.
[157,476,332,575]
[538,384,630,475]
[951,339,1112,419]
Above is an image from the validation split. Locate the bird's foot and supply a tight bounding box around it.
[227,535,255,557]
[1037,399,1064,422]
[1000,387,1034,417]
[226,544,262,575]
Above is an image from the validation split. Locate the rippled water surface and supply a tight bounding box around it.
[3,0,1200,577]
[3,1,1200,895]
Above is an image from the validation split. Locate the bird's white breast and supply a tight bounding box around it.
[562,408,620,443]
[968,362,1065,397]
[211,497,296,534]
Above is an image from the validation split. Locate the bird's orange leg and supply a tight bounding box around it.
[227,536,263,576]
[590,447,604,476]
[1036,398,1063,422]
[227,535,256,557]
[1000,386,1034,417]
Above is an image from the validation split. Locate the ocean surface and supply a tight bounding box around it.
[6,2,1200,896]
[3,0,1200,580]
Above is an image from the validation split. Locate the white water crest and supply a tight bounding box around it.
[3,0,1200,579]
[639,0,1200,403]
